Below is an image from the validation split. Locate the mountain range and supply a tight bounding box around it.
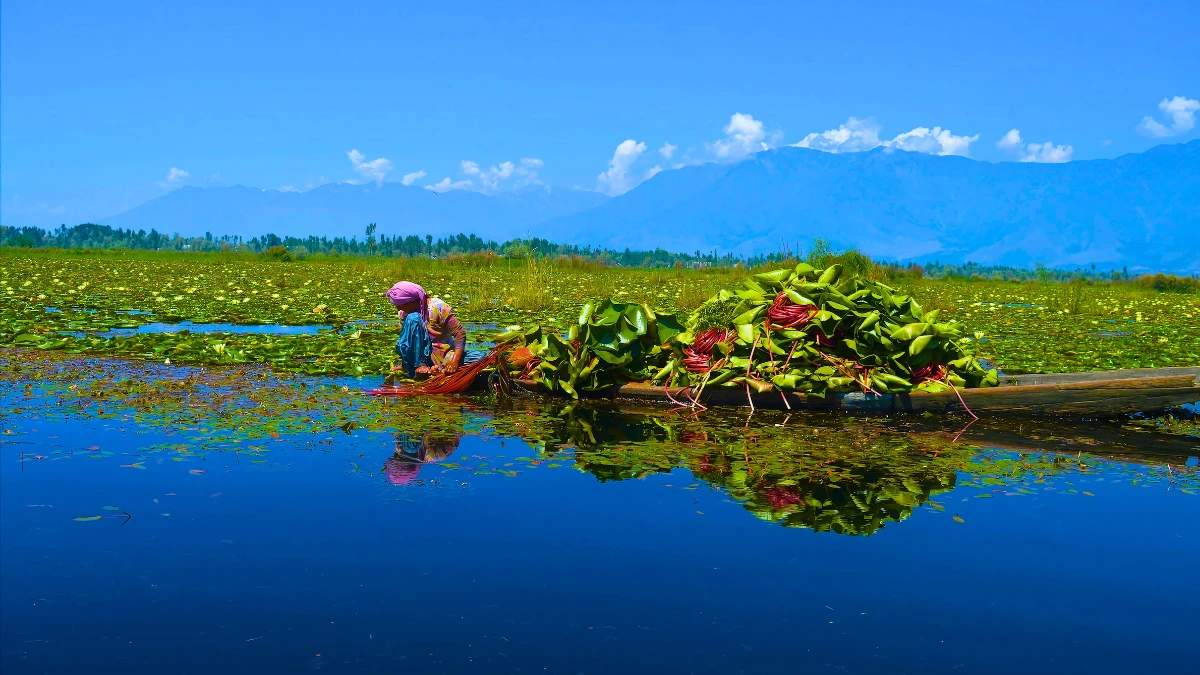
[106,182,609,243]
[103,140,1200,272]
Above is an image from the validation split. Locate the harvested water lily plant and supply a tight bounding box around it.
[498,264,997,399]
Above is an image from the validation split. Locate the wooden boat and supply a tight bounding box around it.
[517,366,1200,416]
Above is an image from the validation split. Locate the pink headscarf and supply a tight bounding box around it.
[386,281,428,324]
[385,457,421,485]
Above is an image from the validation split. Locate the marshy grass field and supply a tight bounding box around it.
[3,248,1197,378]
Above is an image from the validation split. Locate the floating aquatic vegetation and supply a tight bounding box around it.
[2,254,1197,376]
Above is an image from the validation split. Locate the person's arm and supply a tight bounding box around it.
[442,312,468,374]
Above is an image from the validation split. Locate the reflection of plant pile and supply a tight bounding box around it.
[501,264,998,399]
[546,405,963,534]
[692,451,957,535]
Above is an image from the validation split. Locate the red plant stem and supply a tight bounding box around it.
[946,377,978,420]
[664,384,688,408]
[782,341,799,371]
[746,335,759,377]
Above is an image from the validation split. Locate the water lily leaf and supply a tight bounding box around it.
[622,304,649,334]
[817,264,843,285]
[909,334,934,356]
[890,323,930,341]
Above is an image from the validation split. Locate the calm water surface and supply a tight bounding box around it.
[1,379,1197,674]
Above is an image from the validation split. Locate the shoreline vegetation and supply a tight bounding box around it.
[4,223,1198,288]
[2,241,1197,379]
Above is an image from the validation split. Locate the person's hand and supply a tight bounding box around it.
[444,361,458,375]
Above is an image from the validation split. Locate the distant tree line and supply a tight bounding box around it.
[2,223,1195,285]
[0,223,744,268]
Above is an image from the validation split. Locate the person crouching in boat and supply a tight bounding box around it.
[386,281,482,377]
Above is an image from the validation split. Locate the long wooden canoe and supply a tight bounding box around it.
[517,366,1200,416]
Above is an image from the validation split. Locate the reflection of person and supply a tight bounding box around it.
[386,281,482,377]
[384,432,462,485]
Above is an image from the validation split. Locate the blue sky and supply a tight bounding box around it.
[2,0,1198,226]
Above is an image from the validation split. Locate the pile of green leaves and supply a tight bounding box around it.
[654,263,998,397]
[503,300,683,398]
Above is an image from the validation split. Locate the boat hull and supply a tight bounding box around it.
[516,367,1200,416]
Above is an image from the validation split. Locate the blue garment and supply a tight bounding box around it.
[395,311,433,376]
[461,349,486,366]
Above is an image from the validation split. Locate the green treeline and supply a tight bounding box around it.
[0,223,741,268]
[1,223,1196,289]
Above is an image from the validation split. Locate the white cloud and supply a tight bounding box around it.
[347,149,393,185]
[1020,142,1074,163]
[996,128,1023,150]
[424,176,474,192]
[596,139,647,196]
[794,117,978,156]
[423,157,544,193]
[1137,96,1200,138]
[279,185,299,193]
[994,129,1074,163]
[708,113,773,161]
[794,117,883,153]
[156,167,190,188]
[644,165,663,180]
[401,170,427,186]
[888,126,979,156]
[461,160,517,193]
[658,142,677,159]
[514,158,545,189]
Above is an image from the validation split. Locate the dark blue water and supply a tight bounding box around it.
[2,416,1198,674]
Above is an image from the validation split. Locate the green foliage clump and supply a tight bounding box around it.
[685,290,740,333]
[261,245,293,262]
[1137,273,1199,294]
[504,299,682,398]
[655,263,998,397]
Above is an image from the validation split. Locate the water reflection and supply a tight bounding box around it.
[384,432,461,484]
[357,399,1196,535]
[526,403,967,534]
[5,350,1196,538]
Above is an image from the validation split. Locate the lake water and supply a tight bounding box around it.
[59,321,332,338]
[1,358,1198,674]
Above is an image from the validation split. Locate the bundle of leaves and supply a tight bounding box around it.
[497,300,683,398]
[652,263,998,397]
